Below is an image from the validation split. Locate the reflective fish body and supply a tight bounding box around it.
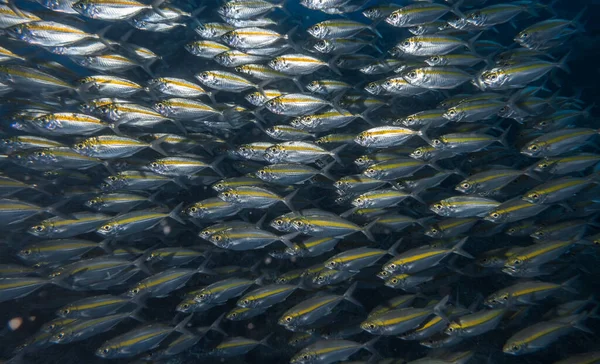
[290,338,378,364]
[28,212,112,238]
[385,3,456,27]
[72,0,153,20]
[6,21,98,46]
[72,135,166,159]
[96,316,191,358]
[503,313,592,355]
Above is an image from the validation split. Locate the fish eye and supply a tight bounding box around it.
[461,182,470,189]
[103,348,110,354]
[366,168,375,174]
[391,279,398,284]
[285,316,292,322]
[489,74,497,80]
[430,228,438,233]
[513,259,522,265]
[75,143,85,149]
[502,294,509,300]
[409,71,417,78]
[432,139,441,145]
[108,176,117,181]
[529,145,538,151]
[151,162,159,168]
[490,212,500,219]
[57,332,64,339]
[389,264,396,269]
[243,299,249,304]
[22,249,32,255]
[432,57,439,62]
[403,41,410,46]
[213,235,222,241]
[448,110,456,116]
[190,207,198,213]
[182,303,190,309]
[413,149,422,156]
[302,355,310,360]
[199,293,206,298]
[61,309,69,315]
[368,324,376,329]
[101,225,111,231]
[529,193,540,200]
[511,345,519,351]
[295,221,304,227]
[520,33,528,38]
[131,288,140,294]
[317,276,324,281]
[34,226,44,232]
[355,198,363,204]
[433,204,442,210]
[447,327,454,332]
[257,170,265,175]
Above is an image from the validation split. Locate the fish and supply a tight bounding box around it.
[0,1,595,363]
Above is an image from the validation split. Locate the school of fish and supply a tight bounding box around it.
[0,0,598,362]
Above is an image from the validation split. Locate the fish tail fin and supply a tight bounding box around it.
[359,110,376,126]
[98,239,113,254]
[521,163,543,181]
[369,22,383,38]
[279,232,299,249]
[387,238,402,256]
[342,282,363,308]
[467,32,483,53]
[340,207,358,219]
[560,275,579,293]
[433,294,451,322]
[150,135,169,156]
[209,154,227,178]
[283,189,299,212]
[132,252,153,276]
[195,256,215,275]
[319,160,337,181]
[209,313,228,336]
[174,313,194,334]
[556,51,571,73]
[363,336,381,356]
[128,306,145,322]
[328,55,343,76]
[450,0,465,18]
[571,6,587,33]
[563,310,594,334]
[498,125,512,148]
[360,218,378,242]
[168,202,185,225]
[329,144,347,166]
[45,200,76,221]
[416,216,435,227]
[291,76,304,92]
[582,103,595,119]
[150,0,168,18]
[451,237,473,259]
[259,333,274,348]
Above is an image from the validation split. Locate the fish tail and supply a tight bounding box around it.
[342,282,363,308]
[150,135,169,156]
[451,237,473,259]
[560,275,579,293]
[168,202,185,225]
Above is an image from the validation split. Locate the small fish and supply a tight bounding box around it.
[96,315,192,358]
